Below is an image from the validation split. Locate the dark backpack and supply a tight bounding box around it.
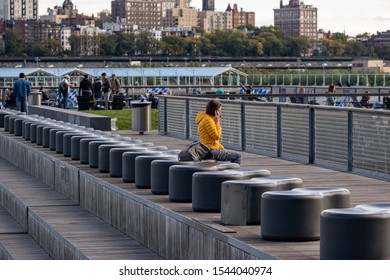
[59,81,68,94]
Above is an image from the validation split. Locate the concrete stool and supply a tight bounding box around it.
[88,140,121,168]
[150,160,196,195]
[31,121,53,143]
[14,118,25,136]
[221,177,303,225]
[98,144,137,172]
[56,129,82,154]
[134,154,178,189]
[97,139,151,172]
[109,147,150,177]
[80,137,114,164]
[3,114,16,131]
[71,134,109,160]
[261,187,350,241]
[122,150,164,183]
[169,162,240,203]
[8,116,19,134]
[63,132,93,157]
[49,128,72,150]
[41,124,62,147]
[22,120,33,139]
[0,111,13,128]
[36,124,58,145]
[192,169,271,212]
[320,204,390,260]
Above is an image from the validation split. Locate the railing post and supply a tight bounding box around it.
[309,107,315,164]
[241,103,246,151]
[348,111,353,171]
[164,97,168,135]
[277,106,282,157]
[185,99,190,140]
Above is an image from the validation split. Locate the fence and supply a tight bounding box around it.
[158,96,390,180]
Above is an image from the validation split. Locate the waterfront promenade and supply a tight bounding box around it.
[1,125,389,260]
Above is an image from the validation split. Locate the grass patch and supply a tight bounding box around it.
[83,109,159,130]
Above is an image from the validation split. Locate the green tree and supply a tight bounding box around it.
[116,33,136,56]
[99,34,117,56]
[3,29,25,56]
[26,43,49,57]
[286,36,311,56]
[135,31,155,55]
[68,35,82,56]
[345,40,368,57]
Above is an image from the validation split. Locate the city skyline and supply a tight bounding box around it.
[37,0,390,36]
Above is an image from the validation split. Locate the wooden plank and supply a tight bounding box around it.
[0,234,52,260]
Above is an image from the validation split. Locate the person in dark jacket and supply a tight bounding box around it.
[101,72,111,109]
[13,72,31,113]
[79,74,93,97]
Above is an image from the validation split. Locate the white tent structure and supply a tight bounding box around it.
[0,67,248,88]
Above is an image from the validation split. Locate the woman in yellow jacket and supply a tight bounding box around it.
[196,99,241,164]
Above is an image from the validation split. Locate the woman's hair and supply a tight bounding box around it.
[328,84,335,93]
[206,99,222,116]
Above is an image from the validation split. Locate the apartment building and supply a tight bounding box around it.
[0,0,38,20]
[274,0,318,41]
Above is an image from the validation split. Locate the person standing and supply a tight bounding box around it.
[196,99,241,164]
[325,84,336,106]
[59,75,72,109]
[110,74,121,96]
[12,72,31,113]
[93,77,102,100]
[101,73,111,109]
[79,74,93,97]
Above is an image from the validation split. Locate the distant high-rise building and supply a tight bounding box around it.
[0,0,38,20]
[274,0,318,41]
[202,0,214,11]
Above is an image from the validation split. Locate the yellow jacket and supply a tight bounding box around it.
[196,112,224,150]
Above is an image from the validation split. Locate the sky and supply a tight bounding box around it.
[38,0,390,36]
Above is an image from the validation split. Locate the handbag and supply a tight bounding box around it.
[178,141,212,161]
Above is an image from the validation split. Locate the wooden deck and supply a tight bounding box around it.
[1,129,390,259]
[114,131,390,259]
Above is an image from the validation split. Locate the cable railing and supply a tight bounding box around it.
[158,96,390,180]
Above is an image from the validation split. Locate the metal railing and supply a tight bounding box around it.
[158,96,390,180]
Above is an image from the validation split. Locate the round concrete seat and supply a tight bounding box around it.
[88,140,121,168]
[31,121,53,143]
[134,154,178,189]
[97,139,151,172]
[36,124,58,145]
[98,144,137,172]
[169,162,240,203]
[3,114,17,131]
[49,127,72,150]
[221,177,303,225]
[109,147,150,177]
[192,169,270,212]
[41,124,64,148]
[0,111,13,128]
[261,187,350,241]
[150,160,196,195]
[71,132,112,160]
[14,118,25,136]
[8,116,20,134]
[122,150,164,183]
[79,137,114,164]
[320,206,390,260]
[56,129,84,154]
[23,118,46,140]
[63,132,94,157]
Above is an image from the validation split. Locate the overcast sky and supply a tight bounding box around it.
[39,0,390,36]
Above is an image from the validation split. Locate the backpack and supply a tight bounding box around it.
[59,81,68,94]
[178,141,212,162]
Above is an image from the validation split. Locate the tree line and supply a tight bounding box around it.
[2,25,390,59]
